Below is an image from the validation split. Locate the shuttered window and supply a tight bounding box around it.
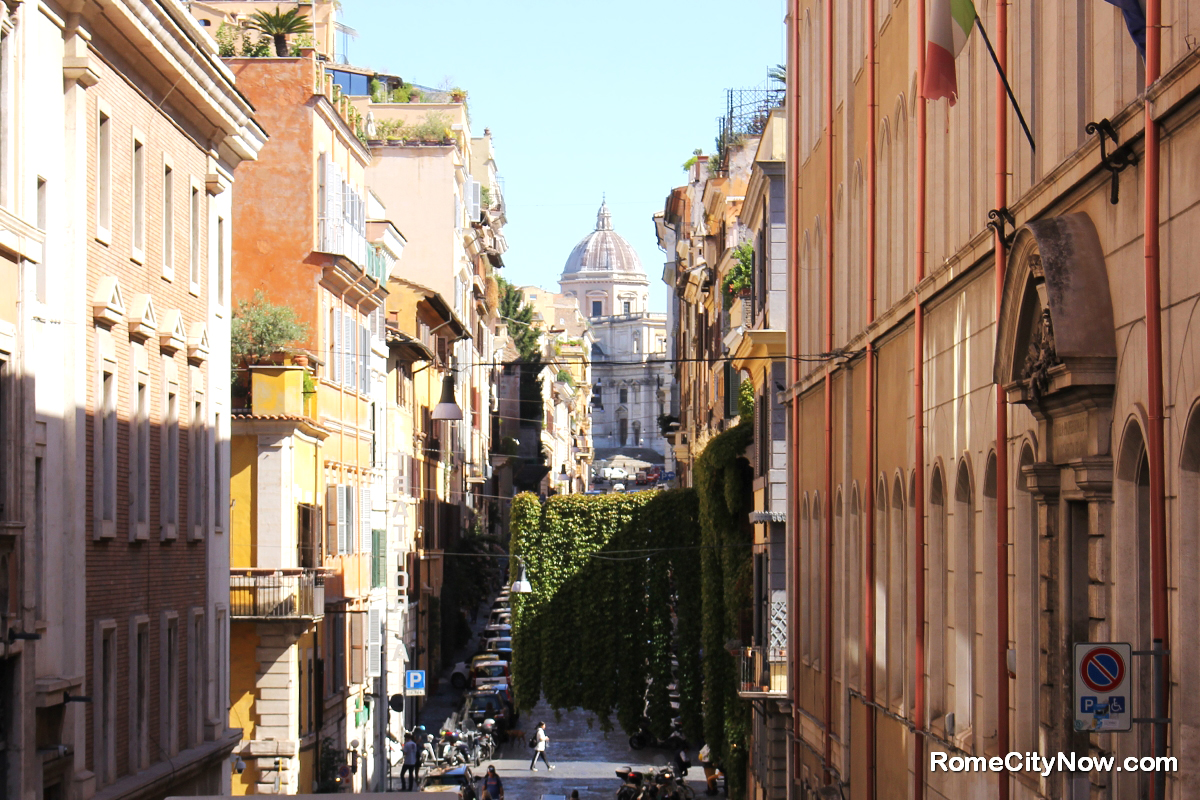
[367,606,382,678]
[360,485,371,553]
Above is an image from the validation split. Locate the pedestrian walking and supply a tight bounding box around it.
[529,721,554,771]
[400,733,419,791]
[482,765,505,799]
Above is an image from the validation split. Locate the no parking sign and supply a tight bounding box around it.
[1074,642,1132,732]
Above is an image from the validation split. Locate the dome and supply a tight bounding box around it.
[561,202,644,277]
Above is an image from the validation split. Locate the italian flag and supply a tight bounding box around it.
[924,0,977,105]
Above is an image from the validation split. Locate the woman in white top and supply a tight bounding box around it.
[529,721,555,771]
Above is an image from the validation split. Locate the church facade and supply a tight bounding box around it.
[560,203,672,465]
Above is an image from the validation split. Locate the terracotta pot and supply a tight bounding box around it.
[293,353,310,368]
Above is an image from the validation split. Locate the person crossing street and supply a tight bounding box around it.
[529,721,555,771]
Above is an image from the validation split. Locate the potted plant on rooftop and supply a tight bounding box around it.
[247,5,313,57]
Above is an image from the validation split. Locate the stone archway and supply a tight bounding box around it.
[993,212,1120,772]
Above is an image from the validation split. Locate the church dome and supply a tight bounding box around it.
[561,202,644,277]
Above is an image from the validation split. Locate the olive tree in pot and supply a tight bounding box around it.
[230,290,308,407]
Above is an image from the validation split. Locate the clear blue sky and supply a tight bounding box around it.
[346,0,786,313]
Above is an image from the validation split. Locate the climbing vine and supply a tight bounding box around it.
[509,490,702,739]
[511,447,750,792]
[693,421,754,798]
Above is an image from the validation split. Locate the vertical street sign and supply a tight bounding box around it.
[1074,642,1132,732]
[405,669,427,696]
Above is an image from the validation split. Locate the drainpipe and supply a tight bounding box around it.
[1143,3,1169,797]
[864,0,879,797]
[912,1,928,798]
[864,0,883,796]
[822,0,835,785]
[992,4,1010,800]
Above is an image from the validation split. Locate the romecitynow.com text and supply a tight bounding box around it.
[930,751,1178,775]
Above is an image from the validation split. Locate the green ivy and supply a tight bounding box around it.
[693,421,754,799]
[509,490,702,738]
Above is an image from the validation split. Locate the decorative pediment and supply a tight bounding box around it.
[158,310,186,355]
[91,276,125,328]
[126,294,157,341]
[994,213,1117,409]
[187,322,209,364]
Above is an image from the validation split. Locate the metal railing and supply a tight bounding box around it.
[737,645,788,696]
[230,569,326,620]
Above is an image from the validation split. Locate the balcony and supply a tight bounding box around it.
[737,645,788,698]
[230,569,326,621]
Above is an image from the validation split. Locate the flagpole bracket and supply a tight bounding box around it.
[987,207,1016,249]
[1085,118,1138,205]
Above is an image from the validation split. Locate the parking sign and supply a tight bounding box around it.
[405,669,426,696]
[1073,642,1132,732]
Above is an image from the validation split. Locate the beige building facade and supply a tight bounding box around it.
[782,2,1200,800]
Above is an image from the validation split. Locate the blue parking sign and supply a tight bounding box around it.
[405,670,426,696]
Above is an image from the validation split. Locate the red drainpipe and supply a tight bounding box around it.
[1143,2,1170,794]
[822,0,836,785]
[993,4,1011,800]
[912,1,927,798]
[864,0,878,797]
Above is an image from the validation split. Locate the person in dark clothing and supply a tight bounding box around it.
[481,765,504,799]
[400,733,419,791]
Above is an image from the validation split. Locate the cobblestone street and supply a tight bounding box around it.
[406,600,710,800]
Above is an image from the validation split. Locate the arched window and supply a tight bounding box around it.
[1178,411,1200,789]
[952,460,976,737]
[888,474,906,710]
[834,490,845,681]
[847,485,862,689]
[928,467,947,722]
[979,454,999,752]
[801,494,812,662]
[874,476,888,703]
[1114,421,1154,795]
[893,100,909,303]
[1013,444,1038,755]
[876,121,890,311]
[811,493,824,671]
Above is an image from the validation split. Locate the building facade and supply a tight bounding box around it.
[560,203,671,465]
[782,2,1200,800]
[0,1,264,799]
[223,53,389,793]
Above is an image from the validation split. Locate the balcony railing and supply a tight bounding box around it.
[737,645,788,697]
[230,569,326,620]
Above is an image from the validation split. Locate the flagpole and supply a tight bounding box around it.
[973,16,1035,152]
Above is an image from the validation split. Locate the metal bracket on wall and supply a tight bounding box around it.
[987,207,1017,249]
[1085,118,1138,205]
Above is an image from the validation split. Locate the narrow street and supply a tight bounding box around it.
[406,599,711,800]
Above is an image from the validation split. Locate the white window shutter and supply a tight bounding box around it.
[367,606,382,678]
[469,180,481,221]
[344,313,355,387]
[360,485,371,552]
[360,325,370,394]
[331,309,341,385]
[336,485,348,555]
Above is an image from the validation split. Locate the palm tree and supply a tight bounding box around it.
[247,5,313,57]
[769,63,786,85]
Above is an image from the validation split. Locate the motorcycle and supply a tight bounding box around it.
[629,723,688,752]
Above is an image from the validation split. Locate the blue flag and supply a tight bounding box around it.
[1103,0,1147,59]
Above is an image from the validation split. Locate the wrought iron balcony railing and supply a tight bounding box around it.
[230,568,326,620]
[737,645,788,697]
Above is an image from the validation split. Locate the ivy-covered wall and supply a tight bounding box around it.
[510,423,753,796]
